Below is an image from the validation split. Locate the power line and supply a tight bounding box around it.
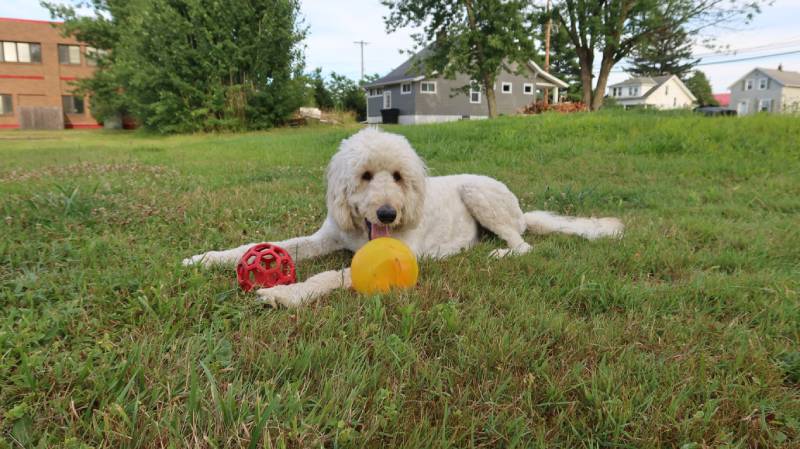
[603,48,800,73]
[697,48,800,66]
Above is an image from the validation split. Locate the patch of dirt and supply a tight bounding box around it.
[0,162,177,183]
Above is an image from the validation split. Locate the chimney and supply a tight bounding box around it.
[778,63,783,71]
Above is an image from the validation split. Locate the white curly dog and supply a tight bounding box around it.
[184,128,623,308]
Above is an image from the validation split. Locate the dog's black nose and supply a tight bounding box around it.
[376,205,397,224]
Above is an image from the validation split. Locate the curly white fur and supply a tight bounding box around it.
[183,128,624,308]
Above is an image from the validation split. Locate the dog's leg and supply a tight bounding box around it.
[183,220,342,267]
[459,182,532,258]
[256,268,352,308]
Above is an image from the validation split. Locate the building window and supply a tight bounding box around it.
[469,85,481,104]
[758,78,768,90]
[665,85,670,95]
[0,94,12,115]
[628,87,639,96]
[1,42,42,63]
[523,83,534,95]
[368,87,383,97]
[86,47,109,66]
[420,81,436,94]
[59,44,82,65]
[745,79,754,91]
[62,95,85,114]
[759,99,772,112]
[400,83,411,95]
[501,82,512,94]
[673,97,677,107]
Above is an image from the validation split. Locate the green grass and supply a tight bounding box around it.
[1,112,798,448]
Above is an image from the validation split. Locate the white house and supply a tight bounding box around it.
[607,75,696,109]
[728,67,800,115]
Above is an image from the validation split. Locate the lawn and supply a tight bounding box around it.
[1,112,798,448]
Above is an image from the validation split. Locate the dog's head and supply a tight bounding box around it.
[326,128,427,239]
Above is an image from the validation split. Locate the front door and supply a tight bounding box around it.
[737,101,748,115]
[383,90,392,109]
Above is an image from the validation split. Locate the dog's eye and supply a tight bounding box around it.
[361,171,373,181]
[393,171,402,182]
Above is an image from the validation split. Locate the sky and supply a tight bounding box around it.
[2,0,800,93]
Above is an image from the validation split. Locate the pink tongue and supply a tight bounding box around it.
[371,222,390,239]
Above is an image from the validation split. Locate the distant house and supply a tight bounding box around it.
[363,51,568,125]
[713,93,730,107]
[728,67,800,115]
[607,75,696,110]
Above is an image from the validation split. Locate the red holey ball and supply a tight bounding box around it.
[236,243,296,292]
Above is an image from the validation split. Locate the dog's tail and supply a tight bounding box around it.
[523,211,624,240]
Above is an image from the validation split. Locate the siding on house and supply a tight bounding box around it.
[608,75,695,109]
[782,86,800,113]
[365,52,567,124]
[729,69,783,115]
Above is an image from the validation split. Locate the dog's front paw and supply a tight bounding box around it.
[255,284,306,308]
[182,251,219,267]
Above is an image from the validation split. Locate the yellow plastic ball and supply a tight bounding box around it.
[351,237,419,294]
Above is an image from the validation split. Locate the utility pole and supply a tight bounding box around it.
[543,0,552,106]
[354,40,369,80]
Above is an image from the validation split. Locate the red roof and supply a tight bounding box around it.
[713,93,730,107]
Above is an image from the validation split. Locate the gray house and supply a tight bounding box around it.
[363,53,568,125]
[728,67,800,115]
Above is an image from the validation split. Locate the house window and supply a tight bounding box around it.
[86,47,109,66]
[420,81,436,94]
[469,85,481,104]
[745,79,754,91]
[665,85,670,95]
[758,78,768,90]
[673,97,677,107]
[58,44,82,65]
[62,95,85,114]
[368,87,383,97]
[501,82,512,94]
[0,42,42,63]
[628,87,638,96]
[523,83,534,95]
[759,99,772,112]
[401,83,411,95]
[0,94,12,115]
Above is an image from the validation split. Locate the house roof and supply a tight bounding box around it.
[363,50,568,89]
[363,50,429,88]
[728,67,800,89]
[608,75,670,88]
[713,93,730,107]
[609,75,696,102]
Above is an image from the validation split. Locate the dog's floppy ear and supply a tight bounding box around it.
[326,149,358,232]
[400,150,428,229]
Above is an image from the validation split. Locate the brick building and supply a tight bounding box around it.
[0,17,101,129]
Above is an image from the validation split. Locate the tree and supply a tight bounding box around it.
[551,0,767,111]
[627,25,698,78]
[382,0,535,118]
[684,70,718,106]
[45,0,307,133]
[309,68,334,109]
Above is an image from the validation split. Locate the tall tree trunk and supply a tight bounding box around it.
[591,53,615,111]
[575,47,593,107]
[484,77,498,118]
[542,0,552,107]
